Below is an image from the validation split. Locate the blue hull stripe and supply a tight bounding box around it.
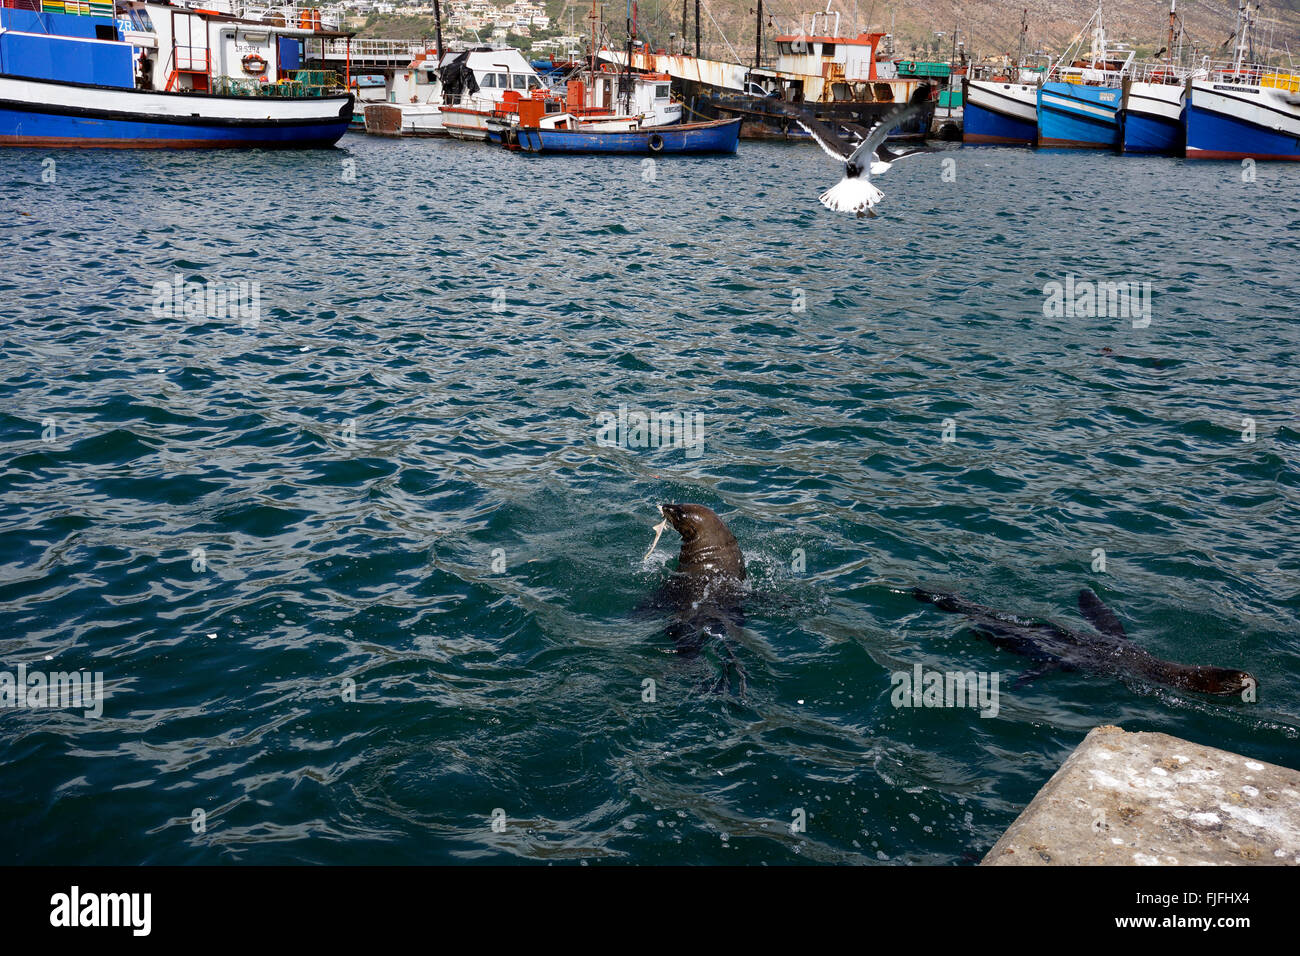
[1122,110,1183,154]
[0,107,350,146]
[518,119,740,155]
[963,100,1036,144]
[1185,101,1300,159]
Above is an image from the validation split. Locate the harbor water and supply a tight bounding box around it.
[1,138,1297,864]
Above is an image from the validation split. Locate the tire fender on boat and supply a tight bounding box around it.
[648,133,664,153]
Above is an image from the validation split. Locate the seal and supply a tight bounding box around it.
[649,504,749,692]
[912,586,1256,697]
[660,503,746,584]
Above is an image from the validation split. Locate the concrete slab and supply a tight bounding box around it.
[983,725,1300,865]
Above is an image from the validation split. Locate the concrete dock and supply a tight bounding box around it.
[983,725,1300,865]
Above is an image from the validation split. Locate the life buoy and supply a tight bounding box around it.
[242,53,268,76]
[648,132,664,153]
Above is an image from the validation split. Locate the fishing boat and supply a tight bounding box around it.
[514,112,739,155]
[0,0,352,148]
[964,74,1040,145]
[493,2,719,154]
[1121,65,1196,155]
[362,46,449,137]
[437,48,553,141]
[348,74,386,131]
[599,5,933,142]
[962,12,1044,146]
[894,54,965,138]
[1118,1,1197,154]
[1185,2,1300,160]
[1036,3,1134,150]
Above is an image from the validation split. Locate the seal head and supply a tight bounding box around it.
[1165,665,1256,697]
[660,503,746,582]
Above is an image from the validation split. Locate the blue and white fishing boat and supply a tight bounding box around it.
[963,11,1043,146]
[1119,1,1198,155]
[1185,1,1300,160]
[0,0,352,149]
[1036,3,1133,150]
[1120,68,1189,154]
[963,75,1040,145]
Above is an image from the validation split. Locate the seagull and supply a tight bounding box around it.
[786,84,934,217]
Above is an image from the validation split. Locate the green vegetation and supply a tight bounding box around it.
[358,14,440,40]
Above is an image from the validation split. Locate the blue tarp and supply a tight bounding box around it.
[2,9,111,40]
[0,10,133,88]
[278,37,300,72]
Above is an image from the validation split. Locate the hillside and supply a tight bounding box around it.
[560,0,1300,62]
[356,0,1300,62]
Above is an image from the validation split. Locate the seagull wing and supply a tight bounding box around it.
[791,113,854,163]
[847,83,932,169]
[876,143,935,164]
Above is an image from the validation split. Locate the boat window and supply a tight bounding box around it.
[95,24,117,40]
[822,43,835,56]
[656,84,669,98]
[481,74,496,88]
[426,71,438,83]
[496,73,509,86]
[513,74,529,89]
[777,41,791,55]
[529,77,542,89]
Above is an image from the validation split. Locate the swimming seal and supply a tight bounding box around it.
[648,504,749,692]
[912,586,1256,698]
[660,503,746,584]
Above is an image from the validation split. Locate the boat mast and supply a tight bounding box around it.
[1017,8,1027,71]
[623,0,633,113]
[1090,1,1105,70]
[588,0,598,81]
[1247,2,1257,65]
[754,0,762,68]
[1166,0,1175,70]
[1232,1,1246,70]
[695,0,700,58]
[433,0,443,59]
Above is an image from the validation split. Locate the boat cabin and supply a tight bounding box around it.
[122,1,345,94]
[587,68,681,125]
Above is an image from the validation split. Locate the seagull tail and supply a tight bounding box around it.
[818,176,884,216]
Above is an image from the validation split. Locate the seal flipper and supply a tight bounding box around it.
[1078,589,1127,639]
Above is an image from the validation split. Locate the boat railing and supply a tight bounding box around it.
[321,38,433,62]
[1128,61,1203,84]
[440,92,500,110]
[1198,60,1299,89]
